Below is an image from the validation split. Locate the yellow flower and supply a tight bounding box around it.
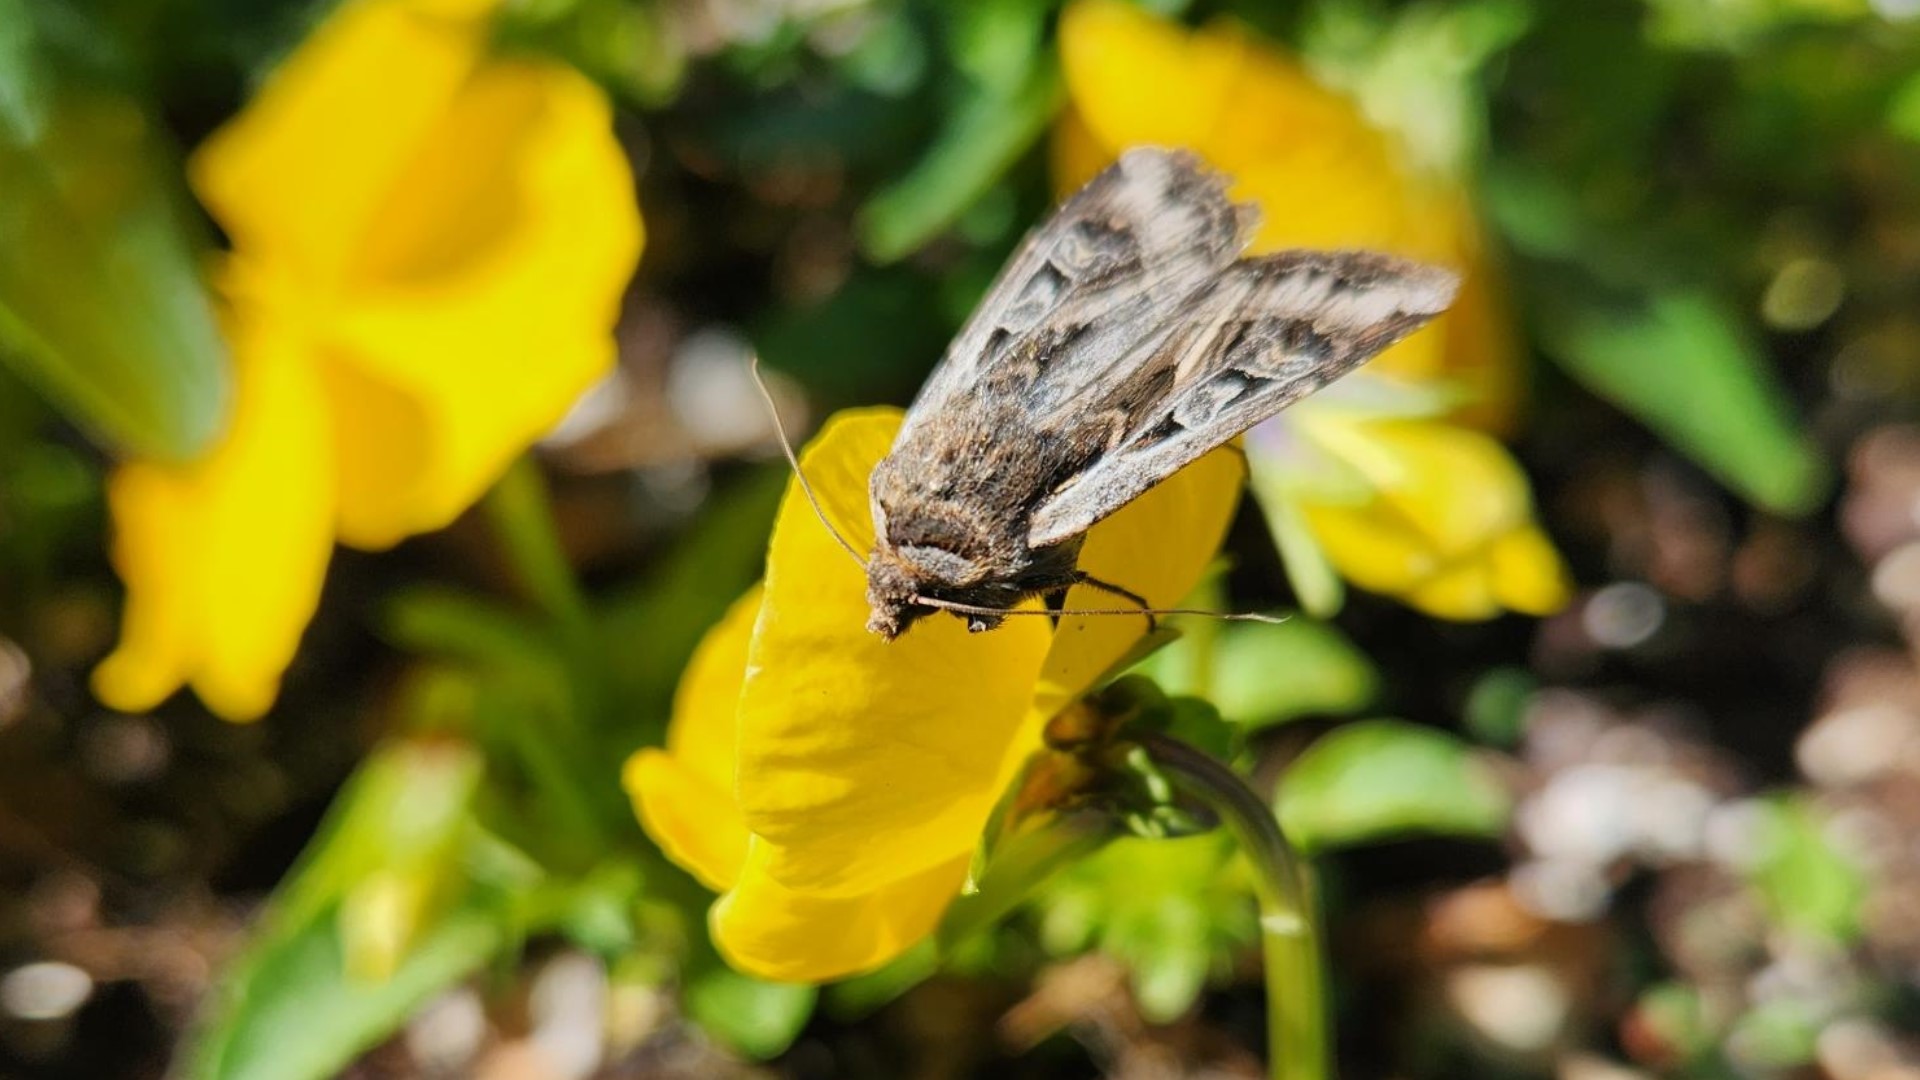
[625,408,1242,981]
[92,0,642,720]
[1053,0,1568,621]
[1251,410,1569,620]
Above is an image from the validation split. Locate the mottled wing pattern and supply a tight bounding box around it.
[893,147,1252,444]
[1026,249,1460,549]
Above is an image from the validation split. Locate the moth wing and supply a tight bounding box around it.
[1026,250,1461,549]
[894,147,1252,444]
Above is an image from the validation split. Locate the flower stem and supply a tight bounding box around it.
[1136,731,1328,1080]
[484,456,593,644]
[480,456,625,848]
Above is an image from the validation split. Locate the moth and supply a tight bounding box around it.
[783,147,1463,638]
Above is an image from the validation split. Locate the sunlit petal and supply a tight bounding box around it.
[1345,420,1534,554]
[734,409,1055,896]
[1050,104,1112,199]
[92,311,335,721]
[326,59,641,548]
[188,0,498,286]
[1295,418,1570,619]
[1490,526,1573,615]
[1402,563,1501,621]
[713,840,971,982]
[1058,0,1243,159]
[626,751,749,893]
[625,588,763,891]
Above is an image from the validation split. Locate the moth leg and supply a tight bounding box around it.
[1067,572,1157,632]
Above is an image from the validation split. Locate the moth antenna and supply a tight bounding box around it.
[911,595,1286,626]
[749,356,869,572]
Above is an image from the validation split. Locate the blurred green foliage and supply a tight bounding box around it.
[1275,719,1510,854]
[0,0,229,461]
[3,0,1919,1076]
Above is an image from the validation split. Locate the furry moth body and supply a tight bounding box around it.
[865,148,1461,638]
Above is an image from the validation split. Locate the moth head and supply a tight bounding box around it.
[865,543,1008,639]
[864,551,933,639]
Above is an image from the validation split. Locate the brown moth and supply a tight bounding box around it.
[860,147,1461,639]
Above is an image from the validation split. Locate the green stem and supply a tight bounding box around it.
[936,808,1117,953]
[479,456,625,845]
[1137,732,1327,1080]
[483,456,593,644]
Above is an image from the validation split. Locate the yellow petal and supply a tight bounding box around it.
[624,588,763,892]
[1329,419,1533,555]
[1295,418,1570,619]
[326,58,642,548]
[93,310,335,721]
[1402,563,1501,621]
[625,751,748,893]
[1030,446,1245,727]
[713,841,971,982]
[1060,1,1413,249]
[670,587,762,786]
[1434,256,1523,435]
[190,0,497,286]
[1058,0,1244,159]
[1050,103,1111,200]
[735,409,1054,897]
[1490,526,1573,615]
[1298,500,1440,595]
[1372,201,1523,434]
[193,0,639,550]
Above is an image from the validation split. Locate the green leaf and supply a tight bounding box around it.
[1542,290,1826,515]
[1212,619,1379,730]
[554,858,647,955]
[1726,997,1824,1070]
[857,61,1061,263]
[1632,982,1716,1065]
[1276,720,1511,854]
[947,0,1050,88]
[183,899,508,1080]
[1029,833,1254,1023]
[0,2,229,461]
[182,741,518,1080]
[684,968,818,1060]
[1462,666,1536,748]
[1891,69,1920,144]
[1741,794,1867,944]
[1161,696,1236,761]
[1138,617,1378,730]
[752,273,954,402]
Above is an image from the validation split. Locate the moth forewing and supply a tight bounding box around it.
[1025,249,1461,549]
[863,147,1461,639]
[892,147,1250,448]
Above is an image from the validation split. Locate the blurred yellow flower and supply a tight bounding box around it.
[1053,0,1567,621]
[625,408,1242,981]
[92,0,642,720]
[1252,410,1569,620]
